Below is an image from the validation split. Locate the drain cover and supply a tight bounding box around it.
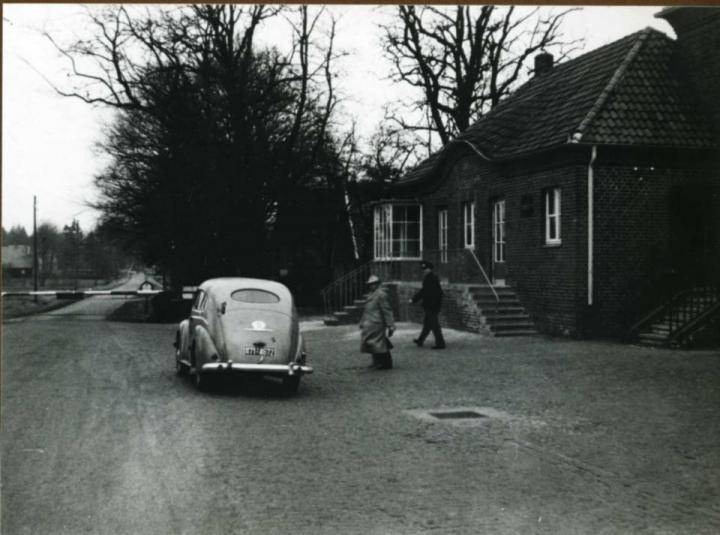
[430,410,487,420]
[405,407,508,426]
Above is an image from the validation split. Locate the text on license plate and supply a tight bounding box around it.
[245,346,275,357]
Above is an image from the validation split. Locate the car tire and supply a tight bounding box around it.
[191,343,208,392]
[175,336,189,376]
[282,375,300,396]
[194,369,210,392]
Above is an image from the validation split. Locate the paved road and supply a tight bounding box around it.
[2,286,720,534]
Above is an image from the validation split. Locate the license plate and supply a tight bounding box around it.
[244,346,275,357]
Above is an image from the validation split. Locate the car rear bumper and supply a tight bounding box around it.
[200,362,313,376]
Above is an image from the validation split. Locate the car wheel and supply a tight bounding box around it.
[194,369,210,392]
[191,343,208,392]
[175,336,188,376]
[282,375,300,396]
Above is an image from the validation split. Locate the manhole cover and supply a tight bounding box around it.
[405,407,509,426]
[429,410,487,420]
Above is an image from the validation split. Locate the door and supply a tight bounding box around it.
[668,183,714,289]
[492,199,506,285]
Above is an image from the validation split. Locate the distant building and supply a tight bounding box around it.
[2,245,33,278]
[367,7,720,340]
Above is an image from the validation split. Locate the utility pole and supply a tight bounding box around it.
[33,196,38,302]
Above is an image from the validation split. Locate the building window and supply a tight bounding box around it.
[438,208,448,263]
[373,203,422,260]
[545,187,561,245]
[462,201,475,248]
[493,199,505,262]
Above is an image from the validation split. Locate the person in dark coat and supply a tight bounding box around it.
[410,261,446,349]
[359,275,395,369]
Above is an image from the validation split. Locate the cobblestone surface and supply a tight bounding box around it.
[2,309,719,534]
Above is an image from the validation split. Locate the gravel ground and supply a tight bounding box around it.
[302,322,720,534]
[2,305,719,534]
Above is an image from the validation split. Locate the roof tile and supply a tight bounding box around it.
[397,28,716,186]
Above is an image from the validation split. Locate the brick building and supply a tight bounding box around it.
[369,7,720,339]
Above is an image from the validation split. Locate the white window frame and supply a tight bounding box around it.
[373,203,423,260]
[438,208,448,263]
[493,199,506,263]
[462,201,475,249]
[545,187,562,245]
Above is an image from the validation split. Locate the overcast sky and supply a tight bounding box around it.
[2,4,672,233]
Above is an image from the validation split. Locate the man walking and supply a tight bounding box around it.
[410,261,446,349]
[359,275,395,369]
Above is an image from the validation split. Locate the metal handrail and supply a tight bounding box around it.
[320,260,374,317]
[629,285,720,342]
[321,249,501,318]
[672,300,720,347]
[465,248,500,305]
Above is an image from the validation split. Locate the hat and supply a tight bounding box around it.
[420,261,434,270]
[366,275,380,284]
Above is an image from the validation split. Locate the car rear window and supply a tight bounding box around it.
[231,289,280,304]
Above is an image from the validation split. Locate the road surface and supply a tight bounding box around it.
[2,277,719,534]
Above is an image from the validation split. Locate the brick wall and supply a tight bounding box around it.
[392,145,720,339]
[591,158,720,335]
[413,147,588,336]
[390,282,488,334]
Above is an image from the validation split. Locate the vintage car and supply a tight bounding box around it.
[174,277,312,393]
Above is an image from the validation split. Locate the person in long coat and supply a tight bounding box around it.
[359,275,395,369]
[410,261,446,349]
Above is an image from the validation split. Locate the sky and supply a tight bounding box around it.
[2,4,673,233]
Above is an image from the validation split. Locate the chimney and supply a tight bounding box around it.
[656,7,720,130]
[534,52,554,76]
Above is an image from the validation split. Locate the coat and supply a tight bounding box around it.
[411,271,443,313]
[359,285,395,354]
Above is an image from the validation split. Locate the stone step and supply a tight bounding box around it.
[330,311,357,325]
[638,332,669,344]
[323,316,340,326]
[473,297,520,306]
[469,288,518,298]
[484,314,532,323]
[481,306,526,314]
[342,304,364,314]
[488,321,537,330]
[492,329,538,337]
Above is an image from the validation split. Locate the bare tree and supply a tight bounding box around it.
[46,5,356,292]
[382,5,582,152]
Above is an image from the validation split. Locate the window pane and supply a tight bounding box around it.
[231,289,281,304]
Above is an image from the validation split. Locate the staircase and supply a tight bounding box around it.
[323,297,367,326]
[323,284,538,337]
[320,250,538,335]
[469,286,537,337]
[633,286,720,348]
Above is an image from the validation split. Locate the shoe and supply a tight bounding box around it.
[376,354,393,369]
[431,345,446,350]
[413,338,423,347]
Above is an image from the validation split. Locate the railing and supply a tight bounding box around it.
[320,261,374,317]
[629,285,720,345]
[320,248,500,317]
[465,248,500,307]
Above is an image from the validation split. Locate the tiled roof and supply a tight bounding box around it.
[396,28,716,186]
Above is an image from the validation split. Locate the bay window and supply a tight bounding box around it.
[373,203,423,260]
